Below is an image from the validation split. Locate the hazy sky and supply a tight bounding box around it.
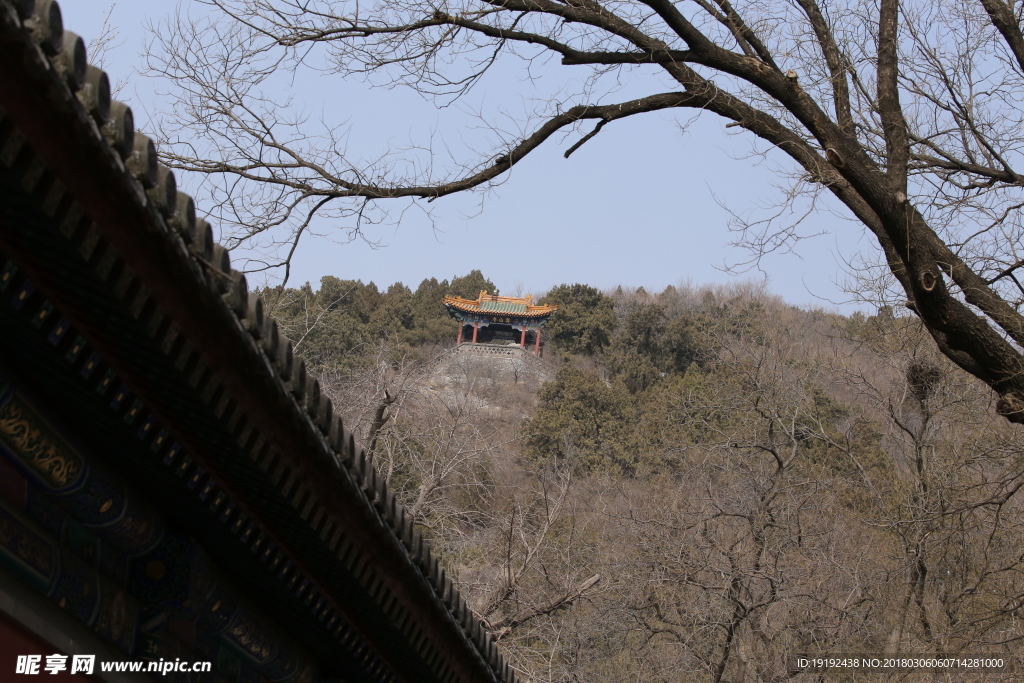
[62,1,872,310]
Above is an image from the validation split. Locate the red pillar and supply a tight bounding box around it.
[472,322,479,343]
[534,327,541,356]
[457,324,463,345]
[520,326,527,348]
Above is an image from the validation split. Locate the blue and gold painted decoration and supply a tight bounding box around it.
[0,392,85,492]
[130,534,191,607]
[0,497,141,655]
[57,472,129,526]
[71,508,130,587]
[1,453,131,589]
[51,545,101,629]
[221,607,279,669]
[0,502,57,593]
[138,605,261,683]
[94,581,140,655]
[0,383,165,557]
[10,278,34,311]
[27,479,131,588]
[138,606,170,661]
[0,261,16,291]
[133,537,316,683]
[0,365,313,680]
[59,515,97,563]
[188,546,240,637]
[137,608,209,682]
[60,472,164,556]
[214,582,315,683]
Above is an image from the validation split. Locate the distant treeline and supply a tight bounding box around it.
[264,271,879,476]
[263,269,816,380]
[259,270,498,370]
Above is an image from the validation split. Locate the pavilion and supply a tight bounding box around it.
[443,292,557,357]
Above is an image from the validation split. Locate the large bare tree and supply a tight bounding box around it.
[146,0,1024,421]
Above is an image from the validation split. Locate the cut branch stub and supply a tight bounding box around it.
[824,148,845,169]
[996,395,1024,422]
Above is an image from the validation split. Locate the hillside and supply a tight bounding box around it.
[265,274,1023,682]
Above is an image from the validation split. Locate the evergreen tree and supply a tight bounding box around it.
[539,284,616,356]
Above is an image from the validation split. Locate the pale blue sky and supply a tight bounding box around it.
[62,1,871,310]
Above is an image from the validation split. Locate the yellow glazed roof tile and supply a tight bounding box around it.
[443,291,557,318]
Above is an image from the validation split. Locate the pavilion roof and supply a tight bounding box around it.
[444,291,557,318]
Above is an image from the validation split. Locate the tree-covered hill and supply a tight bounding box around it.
[264,274,1023,681]
[259,269,497,372]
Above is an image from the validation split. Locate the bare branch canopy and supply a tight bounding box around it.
[147,0,1024,422]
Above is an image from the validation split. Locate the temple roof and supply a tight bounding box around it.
[444,291,557,318]
[0,3,513,681]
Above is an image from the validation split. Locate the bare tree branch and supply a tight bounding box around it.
[145,0,1024,421]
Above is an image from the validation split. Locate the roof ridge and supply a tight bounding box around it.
[0,2,513,680]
